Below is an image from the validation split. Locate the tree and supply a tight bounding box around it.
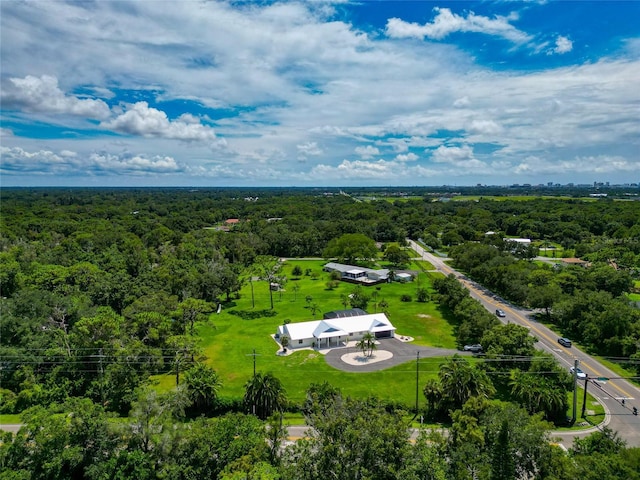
[243,372,287,420]
[348,285,370,310]
[355,332,376,358]
[167,335,201,386]
[173,297,213,335]
[322,233,378,264]
[528,283,563,321]
[183,363,222,415]
[3,398,116,479]
[384,244,411,267]
[280,334,290,352]
[309,302,321,318]
[254,256,281,310]
[282,396,410,480]
[438,356,495,411]
[416,287,429,303]
[491,420,515,480]
[169,414,269,480]
[509,370,568,423]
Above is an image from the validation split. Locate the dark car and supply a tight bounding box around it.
[495,309,506,317]
[463,344,483,353]
[558,337,572,347]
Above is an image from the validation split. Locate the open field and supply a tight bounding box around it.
[154,259,453,405]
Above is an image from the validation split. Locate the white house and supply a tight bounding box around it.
[276,313,395,350]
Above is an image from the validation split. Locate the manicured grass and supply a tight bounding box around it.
[594,356,640,387]
[0,414,21,424]
[154,259,453,406]
[555,389,606,431]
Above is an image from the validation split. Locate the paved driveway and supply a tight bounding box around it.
[324,338,467,373]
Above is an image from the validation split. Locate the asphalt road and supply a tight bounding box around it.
[408,239,640,447]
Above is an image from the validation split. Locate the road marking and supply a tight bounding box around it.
[414,242,638,403]
[459,268,637,400]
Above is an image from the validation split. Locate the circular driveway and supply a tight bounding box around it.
[324,338,467,373]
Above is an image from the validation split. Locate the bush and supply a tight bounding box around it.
[400,294,412,302]
[326,280,340,290]
[292,265,303,276]
[213,396,245,415]
[0,388,17,413]
[329,270,342,281]
[416,288,429,303]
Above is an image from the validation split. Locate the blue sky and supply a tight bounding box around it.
[1,0,639,187]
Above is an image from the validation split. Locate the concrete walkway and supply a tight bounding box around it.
[324,337,466,373]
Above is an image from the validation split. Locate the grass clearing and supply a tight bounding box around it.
[153,259,452,405]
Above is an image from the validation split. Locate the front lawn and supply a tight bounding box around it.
[154,259,453,406]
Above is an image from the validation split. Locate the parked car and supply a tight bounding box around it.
[463,344,483,353]
[558,337,572,347]
[570,367,587,379]
[495,309,506,317]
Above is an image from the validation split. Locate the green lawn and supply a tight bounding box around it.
[154,259,451,406]
[556,389,606,431]
[0,414,21,424]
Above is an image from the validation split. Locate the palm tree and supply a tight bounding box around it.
[309,302,321,318]
[243,372,287,420]
[355,337,368,357]
[509,370,567,421]
[356,332,376,357]
[438,356,495,410]
[363,332,376,357]
[183,363,222,413]
[423,378,443,415]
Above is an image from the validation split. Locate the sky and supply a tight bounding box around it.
[1,0,639,187]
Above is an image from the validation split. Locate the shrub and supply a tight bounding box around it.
[292,265,303,276]
[416,288,429,303]
[326,280,340,290]
[400,294,412,302]
[329,270,342,281]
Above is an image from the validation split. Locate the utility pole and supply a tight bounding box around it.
[572,358,579,424]
[415,351,420,414]
[91,348,106,405]
[247,349,261,376]
[581,374,589,418]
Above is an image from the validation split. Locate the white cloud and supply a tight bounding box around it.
[297,141,323,159]
[355,145,380,159]
[1,75,110,119]
[513,155,639,175]
[395,152,418,162]
[550,35,573,54]
[453,96,470,108]
[432,144,475,163]
[0,146,182,175]
[468,119,502,135]
[0,1,638,186]
[386,8,532,44]
[101,102,216,141]
[0,128,13,137]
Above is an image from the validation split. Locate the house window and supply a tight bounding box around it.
[349,332,354,336]
[298,339,303,344]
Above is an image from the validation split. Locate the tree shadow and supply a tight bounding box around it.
[227,308,277,320]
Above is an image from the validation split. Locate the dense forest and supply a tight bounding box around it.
[1,187,639,479]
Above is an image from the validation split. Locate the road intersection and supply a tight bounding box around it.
[408,239,640,446]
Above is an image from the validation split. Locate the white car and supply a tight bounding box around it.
[570,367,587,379]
